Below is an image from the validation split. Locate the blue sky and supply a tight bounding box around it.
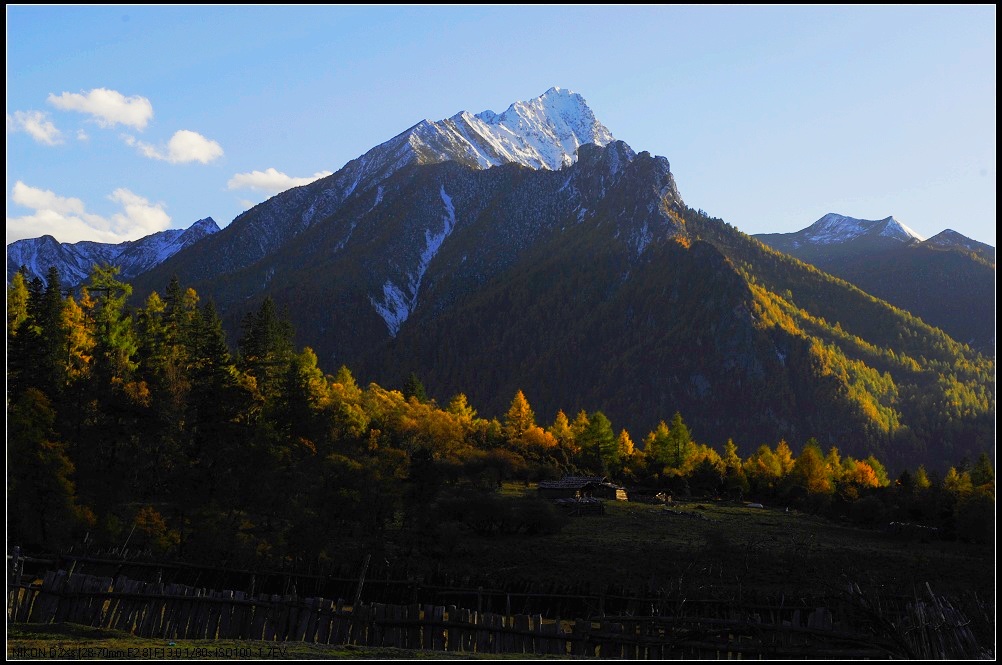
[6,6,996,246]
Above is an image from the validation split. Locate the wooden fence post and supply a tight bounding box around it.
[406,603,421,649]
[231,591,248,639]
[331,599,347,645]
[445,605,459,652]
[430,606,445,650]
[513,614,529,654]
[315,598,333,644]
[460,608,474,652]
[218,590,234,639]
[572,617,591,657]
[474,612,489,653]
[352,555,371,611]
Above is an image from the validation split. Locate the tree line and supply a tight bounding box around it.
[7,265,994,566]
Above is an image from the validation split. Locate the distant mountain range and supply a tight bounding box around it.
[755,214,995,353]
[6,89,994,470]
[7,217,219,287]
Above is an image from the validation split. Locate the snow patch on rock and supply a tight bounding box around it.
[370,185,458,336]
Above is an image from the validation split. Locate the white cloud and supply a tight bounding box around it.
[165,130,224,163]
[6,110,64,145]
[11,181,90,217]
[48,88,154,130]
[107,188,171,236]
[77,129,89,141]
[7,181,170,244]
[227,167,333,195]
[124,129,224,164]
[122,134,161,159]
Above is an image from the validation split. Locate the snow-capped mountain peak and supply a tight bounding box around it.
[925,229,980,251]
[804,213,925,245]
[95,88,621,304]
[877,216,924,242]
[924,229,996,264]
[405,87,615,172]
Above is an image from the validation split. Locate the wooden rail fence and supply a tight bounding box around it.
[6,570,989,658]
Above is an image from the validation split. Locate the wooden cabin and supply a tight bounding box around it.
[537,476,627,501]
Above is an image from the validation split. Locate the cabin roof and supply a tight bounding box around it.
[538,476,626,491]
[537,476,607,490]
